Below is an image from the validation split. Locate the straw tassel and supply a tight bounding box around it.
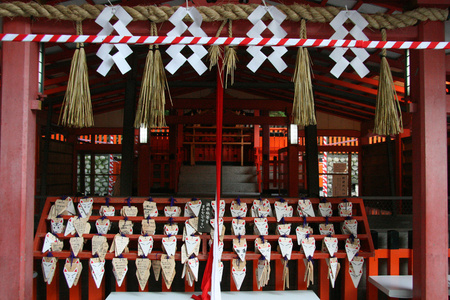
[58,21,93,128]
[134,22,170,129]
[373,29,403,136]
[292,19,316,126]
[208,20,227,71]
[223,20,238,88]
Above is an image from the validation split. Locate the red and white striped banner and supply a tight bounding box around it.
[0,33,449,49]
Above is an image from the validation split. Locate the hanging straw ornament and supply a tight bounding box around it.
[58,21,94,128]
[292,19,316,127]
[208,20,227,70]
[223,20,238,88]
[134,22,170,129]
[373,29,403,136]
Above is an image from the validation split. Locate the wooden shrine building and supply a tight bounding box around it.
[0,0,448,299]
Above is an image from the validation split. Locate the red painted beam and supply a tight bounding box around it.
[411,21,448,300]
[0,17,39,300]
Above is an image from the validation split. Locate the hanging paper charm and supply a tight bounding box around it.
[165,6,208,75]
[95,6,133,76]
[246,4,287,73]
[329,10,370,78]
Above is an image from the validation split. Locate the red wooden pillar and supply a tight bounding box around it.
[318,259,329,300]
[411,20,448,300]
[341,258,357,299]
[0,17,39,300]
[262,111,270,192]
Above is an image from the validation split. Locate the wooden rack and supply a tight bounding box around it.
[34,197,374,300]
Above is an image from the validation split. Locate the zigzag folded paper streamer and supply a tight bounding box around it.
[246,4,287,73]
[95,5,133,76]
[165,6,208,75]
[329,10,369,78]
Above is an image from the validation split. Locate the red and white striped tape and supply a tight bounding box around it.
[0,33,449,49]
[108,135,115,196]
[322,137,328,197]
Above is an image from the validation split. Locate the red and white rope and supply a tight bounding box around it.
[322,137,328,197]
[0,33,449,49]
[108,135,115,196]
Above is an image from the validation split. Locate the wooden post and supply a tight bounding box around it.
[287,144,299,197]
[305,125,319,197]
[120,54,137,196]
[138,144,150,196]
[262,111,270,193]
[0,17,39,300]
[411,20,448,300]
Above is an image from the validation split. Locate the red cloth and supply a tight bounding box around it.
[191,243,213,300]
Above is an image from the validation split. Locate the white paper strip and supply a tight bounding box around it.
[246,5,287,73]
[95,6,133,76]
[329,10,370,78]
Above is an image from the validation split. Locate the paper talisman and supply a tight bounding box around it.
[78,197,93,218]
[152,259,161,281]
[89,257,105,288]
[319,223,335,235]
[143,201,158,218]
[318,202,333,217]
[233,237,247,261]
[231,259,246,290]
[230,200,247,218]
[298,199,315,217]
[63,258,82,288]
[73,217,88,237]
[42,232,59,253]
[164,224,179,236]
[211,200,225,218]
[185,235,200,257]
[185,199,202,217]
[64,217,76,236]
[51,241,64,252]
[99,205,115,217]
[69,236,84,256]
[118,219,133,235]
[301,237,316,258]
[96,218,111,235]
[327,257,340,288]
[278,236,293,260]
[253,218,268,236]
[113,233,129,256]
[136,258,151,291]
[42,256,57,284]
[341,219,358,237]
[141,218,156,235]
[160,254,176,289]
[231,218,246,236]
[349,262,363,288]
[187,257,199,282]
[296,226,312,245]
[255,237,271,262]
[112,257,128,287]
[338,201,353,217]
[162,235,177,257]
[345,238,360,262]
[51,218,65,234]
[164,206,181,217]
[121,205,138,217]
[323,236,338,257]
[138,235,154,256]
[276,223,291,236]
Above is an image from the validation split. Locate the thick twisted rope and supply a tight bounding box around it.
[0,2,447,30]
